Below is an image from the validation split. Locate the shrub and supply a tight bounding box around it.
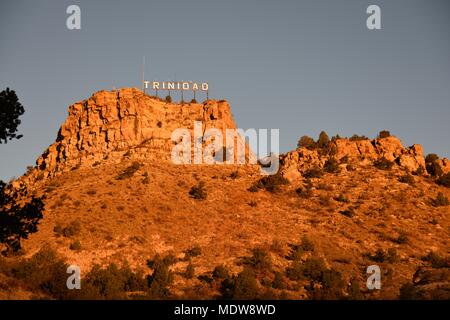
[295,186,313,199]
[425,154,442,177]
[189,181,207,200]
[300,235,315,252]
[147,254,175,299]
[231,267,259,300]
[190,98,197,103]
[229,171,239,179]
[316,131,330,149]
[69,240,81,251]
[394,231,408,244]
[303,166,323,179]
[347,280,364,300]
[53,224,63,237]
[184,245,202,259]
[81,263,147,299]
[346,163,356,172]
[368,248,398,263]
[425,154,439,164]
[12,246,70,299]
[349,134,369,141]
[243,248,272,270]
[421,252,449,268]
[436,173,450,188]
[378,130,391,139]
[339,208,355,218]
[212,265,230,280]
[297,136,315,149]
[373,157,394,170]
[116,162,142,180]
[399,283,421,300]
[324,157,340,173]
[272,271,287,290]
[286,257,326,281]
[369,248,387,263]
[165,95,172,103]
[334,194,348,203]
[62,220,81,237]
[184,263,195,279]
[251,174,289,193]
[398,173,415,185]
[430,192,449,207]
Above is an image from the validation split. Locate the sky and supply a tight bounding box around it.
[1,0,450,181]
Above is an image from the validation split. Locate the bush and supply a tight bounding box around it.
[436,173,450,187]
[394,231,408,244]
[272,271,287,290]
[399,283,421,300]
[243,248,272,270]
[147,254,175,299]
[316,131,330,149]
[165,95,172,103]
[250,174,289,193]
[378,130,391,139]
[398,173,415,185]
[339,208,355,218]
[82,263,147,299]
[297,136,315,149]
[116,162,142,180]
[425,154,439,164]
[69,240,82,251]
[324,157,340,174]
[62,220,81,237]
[190,98,197,103]
[213,265,230,280]
[421,252,449,268]
[286,257,326,281]
[300,235,315,252]
[368,248,398,263]
[303,166,323,179]
[349,134,369,141]
[189,181,207,200]
[425,154,442,177]
[184,263,195,279]
[184,245,202,259]
[373,157,394,170]
[231,267,259,300]
[334,194,348,203]
[12,246,69,299]
[430,192,449,207]
[295,186,313,199]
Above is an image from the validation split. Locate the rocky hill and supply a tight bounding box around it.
[0,88,449,300]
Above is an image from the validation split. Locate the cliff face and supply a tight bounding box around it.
[35,88,238,177]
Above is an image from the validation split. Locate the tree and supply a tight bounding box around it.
[297,136,315,149]
[0,180,44,254]
[0,88,25,144]
[317,131,330,148]
[378,130,391,139]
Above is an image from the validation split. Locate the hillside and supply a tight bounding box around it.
[0,88,449,300]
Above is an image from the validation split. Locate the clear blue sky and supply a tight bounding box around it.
[1,0,450,180]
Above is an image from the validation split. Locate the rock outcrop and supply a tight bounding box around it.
[18,88,247,187]
[280,136,427,182]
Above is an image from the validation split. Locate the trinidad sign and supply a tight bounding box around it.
[143,80,209,100]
